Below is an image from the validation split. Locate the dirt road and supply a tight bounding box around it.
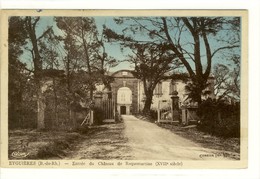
[122,115,232,160]
[67,115,234,160]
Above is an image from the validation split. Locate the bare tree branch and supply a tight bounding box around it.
[212,45,239,58]
[37,27,53,41]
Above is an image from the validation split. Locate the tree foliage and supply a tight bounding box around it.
[104,16,240,103]
[8,15,241,130]
[128,43,181,112]
[8,17,31,129]
[213,57,240,101]
[9,16,118,130]
[55,17,118,100]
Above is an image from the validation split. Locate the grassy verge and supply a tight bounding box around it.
[66,122,131,160]
[8,128,88,160]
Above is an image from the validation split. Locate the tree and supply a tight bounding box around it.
[40,34,65,127]
[55,17,118,126]
[24,16,54,129]
[213,59,240,101]
[127,43,181,113]
[56,17,118,99]
[8,17,29,128]
[93,28,118,98]
[104,17,240,104]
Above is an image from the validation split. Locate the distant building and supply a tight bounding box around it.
[95,70,215,115]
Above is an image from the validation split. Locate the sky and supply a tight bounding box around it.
[18,16,241,74]
[20,16,133,72]
[94,16,133,71]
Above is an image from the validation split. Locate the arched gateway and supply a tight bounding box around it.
[117,87,132,114]
[111,70,139,115]
[96,69,215,122]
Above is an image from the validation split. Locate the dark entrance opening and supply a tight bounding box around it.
[120,106,126,115]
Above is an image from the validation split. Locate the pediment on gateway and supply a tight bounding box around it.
[111,70,135,78]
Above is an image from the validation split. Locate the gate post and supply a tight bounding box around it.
[170,91,180,124]
[94,92,103,107]
[93,92,103,124]
[157,100,161,123]
[86,100,95,125]
[181,107,187,125]
[89,110,94,125]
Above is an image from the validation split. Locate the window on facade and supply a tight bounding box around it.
[154,82,162,96]
[170,82,177,94]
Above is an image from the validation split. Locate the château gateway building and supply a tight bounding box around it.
[95,70,215,115]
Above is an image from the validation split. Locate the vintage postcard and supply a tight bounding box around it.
[0,10,248,168]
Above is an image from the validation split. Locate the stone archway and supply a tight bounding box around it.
[117,87,132,115]
[111,70,139,114]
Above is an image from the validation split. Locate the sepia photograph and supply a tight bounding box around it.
[0,10,248,168]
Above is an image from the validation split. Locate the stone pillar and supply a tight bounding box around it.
[157,100,161,123]
[88,101,95,125]
[92,93,103,125]
[181,108,188,125]
[90,110,94,125]
[171,91,180,123]
[94,92,103,108]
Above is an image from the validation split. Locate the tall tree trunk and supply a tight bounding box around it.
[53,77,58,127]
[196,93,202,105]
[90,88,94,100]
[37,81,45,130]
[70,94,78,129]
[25,17,46,130]
[82,29,93,100]
[66,59,72,123]
[142,90,153,114]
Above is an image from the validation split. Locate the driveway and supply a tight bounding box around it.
[122,115,232,160]
[66,115,233,160]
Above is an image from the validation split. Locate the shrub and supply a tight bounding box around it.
[149,110,158,122]
[197,98,240,138]
[139,110,158,123]
[37,140,69,159]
